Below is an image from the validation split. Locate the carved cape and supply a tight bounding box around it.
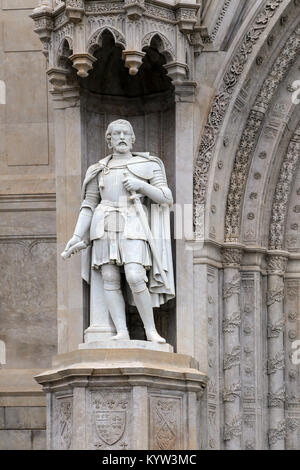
[81,152,175,308]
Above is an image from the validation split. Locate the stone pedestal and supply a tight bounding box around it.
[35,348,207,450]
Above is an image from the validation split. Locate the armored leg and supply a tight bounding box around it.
[101,264,129,340]
[124,263,166,343]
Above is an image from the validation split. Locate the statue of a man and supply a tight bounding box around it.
[63,119,175,343]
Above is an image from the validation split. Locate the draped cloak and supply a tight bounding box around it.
[80,152,175,308]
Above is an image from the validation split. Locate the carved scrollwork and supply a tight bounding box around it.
[267,350,285,375]
[268,420,286,446]
[225,25,300,242]
[193,0,285,209]
[223,312,241,333]
[223,416,242,441]
[222,248,243,267]
[223,346,241,370]
[266,286,284,307]
[269,129,300,250]
[268,387,285,407]
[267,255,288,275]
[222,382,242,403]
[223,273,241,300]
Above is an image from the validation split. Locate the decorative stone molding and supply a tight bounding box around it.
[31,1,54,57]
[267,350,285,375]
[225,25,300,242]
[268,420,286,447]
[222,382,242,403]
[193,0,285,208]
[223,346,241,370]
[269,126,300,250]
[267,319,285,338]
[223,416,242,441]
[267,254,288,275]
[268,387,285,408]
[203,0,232,44]
[222,312,241,333]
[124,0,146,20]
[223,273,241,300]
[31,0,201,87]
[266,286,284,307]
[222,247,243,267]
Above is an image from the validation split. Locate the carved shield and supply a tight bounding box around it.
[95,411,126,446]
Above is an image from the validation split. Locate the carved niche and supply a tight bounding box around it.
[31,0,202,89]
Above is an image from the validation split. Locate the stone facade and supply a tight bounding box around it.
[1,0,300,450]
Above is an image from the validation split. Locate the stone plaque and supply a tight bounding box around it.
[149,395,183,450]
[88,390,131,450]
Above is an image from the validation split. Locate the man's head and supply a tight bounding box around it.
[106,119,136,154]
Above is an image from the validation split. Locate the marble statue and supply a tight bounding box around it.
[62,119,175,343]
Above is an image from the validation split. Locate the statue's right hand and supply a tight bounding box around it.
[65,235,82,253]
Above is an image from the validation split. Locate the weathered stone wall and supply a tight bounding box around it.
[0,0,57,450]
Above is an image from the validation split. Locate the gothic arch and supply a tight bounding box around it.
[193,0,300,243]
[87,26,126,55]
[141,32,175,63]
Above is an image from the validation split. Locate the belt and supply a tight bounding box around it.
[100,199,133,208]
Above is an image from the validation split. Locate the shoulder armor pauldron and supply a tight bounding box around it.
[126,156,161,180]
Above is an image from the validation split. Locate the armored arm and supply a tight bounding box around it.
[64,175,100,251]
[124,160,173,205]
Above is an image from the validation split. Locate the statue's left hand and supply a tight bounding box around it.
[123,176,143,193]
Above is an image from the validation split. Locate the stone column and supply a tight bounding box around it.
[222,247,243,450]
[266,253,287,450]
[174,82,197,357]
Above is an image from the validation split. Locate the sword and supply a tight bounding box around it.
[123,171,170,290]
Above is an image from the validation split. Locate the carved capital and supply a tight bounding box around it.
[222,247,243,267]
[267,254,288,275]
[65,0,84,23]
[164,62,188,86]
[70,53,97,78]
[122,50,146,76]
[30,5,54,57]
[124,0,145,20]
[175,4,199,34]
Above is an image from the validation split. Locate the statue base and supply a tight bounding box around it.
[35,348,207,450]
[79,339,174,353]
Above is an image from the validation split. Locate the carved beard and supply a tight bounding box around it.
[114,142,132,154]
